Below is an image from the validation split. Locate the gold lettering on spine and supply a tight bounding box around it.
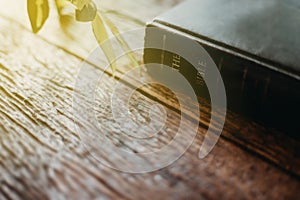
[172,54,181,71]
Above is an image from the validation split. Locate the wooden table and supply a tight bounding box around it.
[0,0,299,199]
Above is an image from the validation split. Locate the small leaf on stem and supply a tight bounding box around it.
[27,0,49,33]
[102,14,139,68]
[72,0,91,10]
[75,2,97,22]
[92,13,116,72]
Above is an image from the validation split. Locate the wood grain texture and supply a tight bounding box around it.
[5,0,297,178]
[0,0,299,199]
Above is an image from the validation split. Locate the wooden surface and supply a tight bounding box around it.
[0,0,299,199]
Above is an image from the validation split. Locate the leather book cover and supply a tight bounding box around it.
[144,0,300,136]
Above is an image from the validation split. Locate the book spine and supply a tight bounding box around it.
[144,23,300,136]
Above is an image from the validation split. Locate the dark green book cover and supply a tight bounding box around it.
[144,0,300,136]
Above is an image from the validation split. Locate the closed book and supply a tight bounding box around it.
[143,0,300,136]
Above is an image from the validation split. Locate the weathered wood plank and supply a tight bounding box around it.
[2,0,296,177]
[113,62,300,177]
[0,0,299,199]
[0,6,299,200]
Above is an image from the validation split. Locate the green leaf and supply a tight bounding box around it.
[71,0,91,10]
[27,0,50,33]
[75,2,97,22]
[92,13,116,72]
[102,14,139,68]
[55,0,68,13]
[54,0,76,37]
